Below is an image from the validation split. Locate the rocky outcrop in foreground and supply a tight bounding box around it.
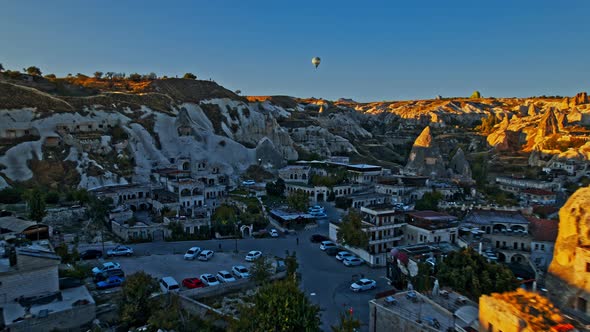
[546,187,590,318]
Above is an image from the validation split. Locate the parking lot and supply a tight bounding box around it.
[104,251,260,286]
[80,203,386,331]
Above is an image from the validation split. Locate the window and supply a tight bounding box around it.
[541,244,545,251]
[586,262,590,273]
[535,244,539,250]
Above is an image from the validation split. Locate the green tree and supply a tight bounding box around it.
[45,191,60,204]
[266,178,286,197]
[0,63,4,72]
[26,187,46,222]
[119,271,159,328]
[284,250,299,281]
[414,191,443,211]
[470,90,482,99]
[183,72,197,80]
[337,210,369,248]
[287,190,309,212]
[0,187,23,204]
[250,256,274,285]
[331,310,361,332]
[93,71,103,79]
[128,73,142,81]
[231,279,321,332]
[25,66,42,76]
[436,248,518,300]
[44,73,56,80]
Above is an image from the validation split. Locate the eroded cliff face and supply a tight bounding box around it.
[546,187,590,318]
[404,126,447,177]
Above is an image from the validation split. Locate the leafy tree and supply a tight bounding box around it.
[436,248,518,300]
[266,178,286,197]
[183,72,197,80]
[470,90,482,99]
[235,89,241,95]
[76,73,88,79]
[128,73,142,81]
[105,72,115,80]
[327,191,336,202]
[144,72,157,80]
[287,190,309,212]
[119,271,159,328]
[337,210,369,248]
[414,191,443,211]
[284,250,298,280]
[25,66,42,76]
[93,71,103,79]
[231,279,321,332]
[331,310,361,332]
[44,73,56,80]
[26,187,46,222]
[45,191,60,204]
[250,256,274,285]
[0,63,4,72]
[0,187,23,204]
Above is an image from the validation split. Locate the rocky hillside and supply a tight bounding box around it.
[0,73,589,189]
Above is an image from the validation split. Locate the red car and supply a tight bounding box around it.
[182,277,205,289]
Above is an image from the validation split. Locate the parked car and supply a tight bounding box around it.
[198,250,214,261]
[107,245,133,257]
[336,251,353,261]
[182,277,205,289]
[269,229,279,237]
[80,249,102,260]
[96,276,125,290]
[343,256,363,266]
[242,180,255,186]
[92,262,121,275]
[216,270,236,283]
[310,234,329,243]
[325,247,340,256]
[245,250,262,261]
[159,276,180,293]
[231,265,250,279]
[350,278,376,292]
[184,247,201,260]
[94,268,125,282]
[320,241,336,251]
[308,205,325,214]
[200,274,220,286]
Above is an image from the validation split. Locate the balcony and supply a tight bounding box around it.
[369,235,404,245]
[365,223,406,232]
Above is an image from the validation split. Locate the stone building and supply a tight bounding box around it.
[0,246,95,332]
[404,210,458,245]
[278,165,310,184]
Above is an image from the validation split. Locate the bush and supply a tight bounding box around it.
[0,188,23,204]
[183,72,197,80]
[45,191,60,204]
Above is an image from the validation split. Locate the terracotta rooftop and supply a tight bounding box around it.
[527,217,559,242]
[522,188,555,196]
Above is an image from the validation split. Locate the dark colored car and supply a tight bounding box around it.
[310,234,329,243]
[325,247,340,256]
[96,276,125,290]
[94,268,125,282]
[80,249,103,260]
[182,277,206,289]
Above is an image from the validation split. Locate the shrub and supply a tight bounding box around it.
[45,191,60,204]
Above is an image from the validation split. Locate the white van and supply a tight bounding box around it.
[159,276,180,293]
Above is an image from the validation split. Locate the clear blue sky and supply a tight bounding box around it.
[1,1,588,102]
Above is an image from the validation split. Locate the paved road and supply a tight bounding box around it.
[80,202,384,331]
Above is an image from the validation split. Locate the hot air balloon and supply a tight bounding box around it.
[312,57,321,69]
